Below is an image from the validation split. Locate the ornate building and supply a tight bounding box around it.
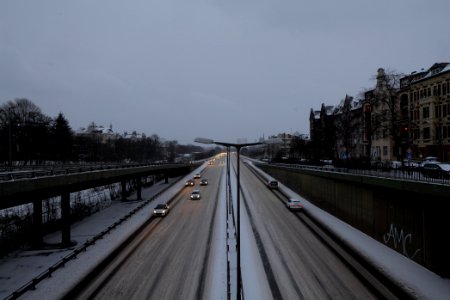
[398,62,450,161]
[363,68,400,161]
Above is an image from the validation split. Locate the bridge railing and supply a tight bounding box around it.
[0,162,189,182]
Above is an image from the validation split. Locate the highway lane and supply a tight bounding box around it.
[69,154,383,299]
[70,163,223,300]
[238,159,380,299]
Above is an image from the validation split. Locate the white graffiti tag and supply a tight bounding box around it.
[383,224,420,260]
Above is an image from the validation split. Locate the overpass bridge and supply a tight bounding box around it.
[0,163,198,247]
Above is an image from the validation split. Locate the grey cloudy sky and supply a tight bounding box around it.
[1,0,449,144]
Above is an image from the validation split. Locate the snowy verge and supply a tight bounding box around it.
[246,161,450,300]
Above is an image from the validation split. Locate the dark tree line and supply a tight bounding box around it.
[0,98,206,166]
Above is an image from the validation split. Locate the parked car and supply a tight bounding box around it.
[420,156,440,168]
[200,179,208,186]
[190,189,201,200]
[421,163,450,179]
[185,179,195,186]
[403,159,420,169]
[390,160,402,169]
[153,203,170,216]
[286,198,303,211]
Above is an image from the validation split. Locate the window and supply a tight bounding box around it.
[436,126,442,139]
[435,105,441,118]
[423,127,430,140]
[413,128,420,140]
[383,146,388,156]
[443,104,448,117]
[444,84,447,95]
[423,106,430,119]
[428,87,431,97]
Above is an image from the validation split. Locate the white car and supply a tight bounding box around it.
[153,203,170,216]
[286,198,303,211]
[190,189,201,200]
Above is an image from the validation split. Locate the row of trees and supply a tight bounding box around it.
[0,98,208,166]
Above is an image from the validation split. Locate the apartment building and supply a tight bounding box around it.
[398,62,450,161]
[309,96,364,161]
[309,63,450,163]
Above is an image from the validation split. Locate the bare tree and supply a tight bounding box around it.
[334,95,363,160]
[366,68,404,160]
[0,99,51,165]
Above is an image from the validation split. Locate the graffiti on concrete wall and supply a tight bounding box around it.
[383,224,421,260]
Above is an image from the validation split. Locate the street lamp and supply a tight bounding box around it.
[195,137,274,299]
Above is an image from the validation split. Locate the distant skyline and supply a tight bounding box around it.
[1,1,449,144]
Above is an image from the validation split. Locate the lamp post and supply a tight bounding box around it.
[195,138,263,299]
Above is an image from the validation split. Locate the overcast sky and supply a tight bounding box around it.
[1,1,449,144]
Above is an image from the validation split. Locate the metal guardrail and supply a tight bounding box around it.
[260,162,450,185]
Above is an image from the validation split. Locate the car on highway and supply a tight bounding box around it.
[194,173,201,179]
[200,179,208,186]
[185,179,195,186]
[286,198,303,211]
[266,179,278,189]
[153,203,170,216]
[421,162,450,179]
[190,189,201,200]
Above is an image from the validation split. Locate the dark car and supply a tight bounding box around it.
[200,179,208,186]
[185,179,195,186]
[266,179,278,189]
[422,163,450,179]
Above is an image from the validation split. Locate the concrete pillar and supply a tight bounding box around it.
[121,180,127,201]
[137,178,142,200]
[61,191,71,246]
[32,199,43,247]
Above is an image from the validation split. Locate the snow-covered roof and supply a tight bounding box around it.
[402,62,450,87]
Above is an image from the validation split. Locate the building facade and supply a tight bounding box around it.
[398,62,450,161]
[363,68,400,162]
[310,63,450,163]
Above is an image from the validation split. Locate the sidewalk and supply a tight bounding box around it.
[0,175,188,299]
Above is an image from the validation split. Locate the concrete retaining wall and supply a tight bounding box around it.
[258,164,450,277]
